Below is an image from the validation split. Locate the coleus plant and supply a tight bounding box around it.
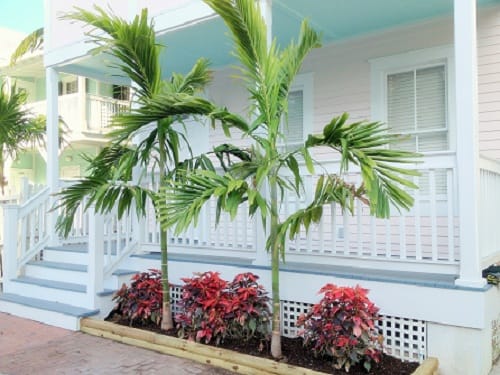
[296,283,383,372]
[225,272,271,341]
[113,269,163,326]
[175,271,271,345]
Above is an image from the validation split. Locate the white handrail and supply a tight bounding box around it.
[2,187,51,290]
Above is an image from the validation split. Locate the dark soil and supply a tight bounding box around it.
[107,314,419,375]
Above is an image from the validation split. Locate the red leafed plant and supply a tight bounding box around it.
[175,271,271,345]
[225,272,271,341]
[175,271,229,344]
[113,269,163,326]
[296,283,382,373]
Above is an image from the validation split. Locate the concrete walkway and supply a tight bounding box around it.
[0,313,234,375]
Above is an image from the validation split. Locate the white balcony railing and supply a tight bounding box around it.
[86,94,129,132]
[25,93,129,134]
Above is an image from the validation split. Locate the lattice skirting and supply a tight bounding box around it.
[169,288,427,363]
[281,299,427,363]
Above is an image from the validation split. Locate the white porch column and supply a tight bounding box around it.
[78,76,87,130]
[46,67,60,246]
[454,0,485,288]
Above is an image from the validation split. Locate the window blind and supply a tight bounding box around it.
[387,65,447,153]
[282,90,304,148]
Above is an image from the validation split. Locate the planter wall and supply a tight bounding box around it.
[80,318,438,375]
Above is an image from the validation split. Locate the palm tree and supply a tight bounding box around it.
[156,0,419,358]
[0,82,46,194]
[54,6,247,331]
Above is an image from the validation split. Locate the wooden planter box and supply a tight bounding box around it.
[80,318,438,375]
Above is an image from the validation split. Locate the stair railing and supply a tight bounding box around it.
[87,204,138,307]
[2,187,51,290]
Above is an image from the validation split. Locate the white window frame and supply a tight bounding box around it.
[370,45,456,154]
[279,72,314,149]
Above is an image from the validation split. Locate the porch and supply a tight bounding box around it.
[3,150,500,302]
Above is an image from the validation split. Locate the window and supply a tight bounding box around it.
[370,46,454,154]
[58,77,78,96]
[280,73,313,151]
[66,80,78,94]
[371,46,455,196]
[112,85,130,101]
[387,65,447,152]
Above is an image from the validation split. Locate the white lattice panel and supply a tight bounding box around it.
[281,300,312,337]
[377,315,426,362]
[280,300,427,362]
[169,284,183,314]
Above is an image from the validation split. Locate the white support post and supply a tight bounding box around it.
[46,67,60,246]
[2,204,19,291]
[88,206,104,308]
[78,76,87,130]
[454,0,486,288]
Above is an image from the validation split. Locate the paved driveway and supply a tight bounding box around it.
[0,313,233,375]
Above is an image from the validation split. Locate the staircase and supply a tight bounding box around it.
[0,244,137,330]
[0,188,139,330]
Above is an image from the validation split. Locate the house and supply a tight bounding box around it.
[1,1,500,374]
[1,50,130,194]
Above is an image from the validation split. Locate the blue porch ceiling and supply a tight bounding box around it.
[273,0,500,45]
[61,0,500,80]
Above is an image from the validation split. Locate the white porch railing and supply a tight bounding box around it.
[479,156,500,267]
[86,205,138,306]
[284,154,459,269]
[138,154,459,272]
[2,187,51,285]
[86,94,129,132]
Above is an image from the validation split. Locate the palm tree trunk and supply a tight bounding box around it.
[269,179,282,358]
[160,226,173,330]
[158,130,174,331]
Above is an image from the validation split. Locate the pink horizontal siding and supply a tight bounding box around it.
[204,6,500,161]
[478,7,500,160]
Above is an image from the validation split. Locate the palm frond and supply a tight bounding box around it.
[109,93,249,143]
[158,169,260,234]
[305,113,421,217]
[54,176,151,238]
[0,83,38,156]
[270,174,366,259]
[10,27,44,66]
[277,21,321,102]
[204,0,267,86]
[63,6,161,99]
[167,58,212,95]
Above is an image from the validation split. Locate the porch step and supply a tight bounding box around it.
[7,276,88,307]
[25,260,87,284]
[15,276,86,292]
[0,293,99,330]
[43,245,88,264]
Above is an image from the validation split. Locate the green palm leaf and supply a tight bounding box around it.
[10,27,44,66]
